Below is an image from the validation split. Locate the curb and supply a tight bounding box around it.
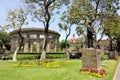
[113,62,120,80]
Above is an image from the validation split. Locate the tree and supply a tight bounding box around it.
[0,31,11,50]
[24,0,70,60]
[6,7,28,61]
[104,14,120,38]
[59,40,70,51]
[58,7,74,49]
[104,14,120,51]
[58,5,81,59]
[76,25,87,48]
[69,0,120,48]
[58,22,71,49]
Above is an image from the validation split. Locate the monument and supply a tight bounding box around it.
[82,22,101,69]
[10,28,60,53]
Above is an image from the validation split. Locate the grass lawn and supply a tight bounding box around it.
[0,59,119,80]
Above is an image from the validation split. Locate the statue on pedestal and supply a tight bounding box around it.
[87,22,95,48]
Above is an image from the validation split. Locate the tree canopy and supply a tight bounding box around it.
[68,0,120,47]
[0,31,11,50]
[104,14,120,39]
[23,0,71,60]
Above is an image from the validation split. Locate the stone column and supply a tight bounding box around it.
[24,34,29,52]
[47,40,51,52]
[30,42,33,53]
[24,42,29,52]
[54,39,57,52]
[11,36,16,52]
[54,37,59,52]
[36,34,40,52]
[36,42,40,52]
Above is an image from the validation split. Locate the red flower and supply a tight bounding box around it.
[99,69,106,75]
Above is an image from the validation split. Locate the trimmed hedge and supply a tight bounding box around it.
[7,52,67,60]
[17,52,66,54]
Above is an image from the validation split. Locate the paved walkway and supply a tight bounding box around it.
[113,62,120,80]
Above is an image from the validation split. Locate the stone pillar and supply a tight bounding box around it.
[82,48,101,69]
[37,34,40,39]
[26,34,30,52]
[11,36,16,52]
[30,42,33,53]
[36,34,40,52]
[54,38,59,52]
[47,41,51,52]
[14,36,19,50]
[24,42,29,52]
[36,42,40,52]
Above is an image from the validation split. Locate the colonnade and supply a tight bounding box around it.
[10,28,60,53]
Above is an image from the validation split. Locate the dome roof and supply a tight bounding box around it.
[10,28,60,36]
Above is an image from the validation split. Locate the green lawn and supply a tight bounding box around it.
[0,59,119,80]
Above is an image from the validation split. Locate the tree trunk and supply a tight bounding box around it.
[109,39,113,51]
[64,25,71,59]
[65,49,69,59]
[40,33,48,61]
[13,47,19,61]
[40,50,46,60]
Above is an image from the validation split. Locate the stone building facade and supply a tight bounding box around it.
[10,28,60,53]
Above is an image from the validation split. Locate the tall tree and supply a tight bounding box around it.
[0,31,11,50]
[104,14,120,51]
[6,7,28,61]
[69,0,120,48]
[58,11,72,59]
[58,7,73,49]
[24,0,70,60]
[58,6,81,59]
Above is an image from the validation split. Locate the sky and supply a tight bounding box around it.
[0,0,120,41]
[0,0,77,41]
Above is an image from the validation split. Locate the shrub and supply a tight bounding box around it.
[7,52,67,60]
[101,55,109,61]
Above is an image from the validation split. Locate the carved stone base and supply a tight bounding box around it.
[108,51,118,59]
[82,48,101,69]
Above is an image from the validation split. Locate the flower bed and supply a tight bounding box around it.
[80,68,106,78]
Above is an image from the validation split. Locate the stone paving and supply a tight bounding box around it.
[113,63,120,80]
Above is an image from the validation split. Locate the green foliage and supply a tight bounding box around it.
[0,31,11,50]
[7,52,67,60]
[23,0,70,60]
[58,6,75,48]
[24,0,70,25]
[104,14,120,39]
[75,45,80,50]
[101,55,109,61]
[76,25,84,36]
[47,53,67,59]
[69,0,120,41]
[6,8,28,29]
[59,40,70,50]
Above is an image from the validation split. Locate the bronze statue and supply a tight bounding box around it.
[87,22,95,48]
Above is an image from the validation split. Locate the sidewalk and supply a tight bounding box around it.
[113,62,120,80]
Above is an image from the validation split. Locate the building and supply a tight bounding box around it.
[10,28,60,53]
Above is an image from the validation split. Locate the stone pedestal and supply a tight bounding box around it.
[82,48,101,69]
[108,51,118,59]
